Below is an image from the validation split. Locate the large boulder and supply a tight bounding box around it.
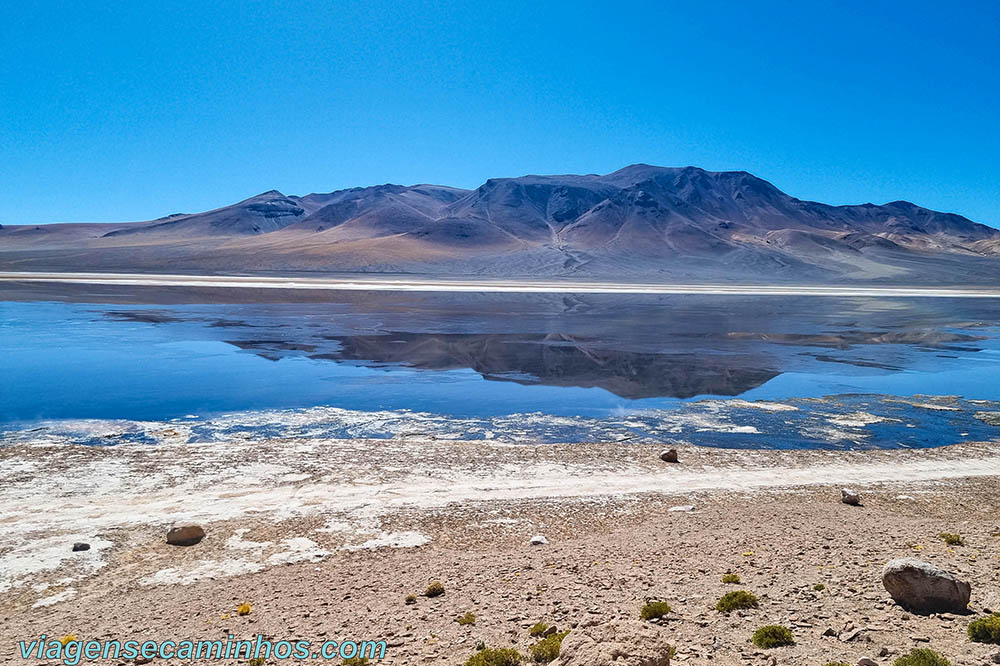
[166,525,206,547]
[882,558,970,613]
[551,620,672,666]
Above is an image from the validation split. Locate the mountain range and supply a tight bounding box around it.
[3,164,999,283]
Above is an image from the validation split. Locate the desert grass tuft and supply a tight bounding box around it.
[968,614,1000,644]
[715,590,759,612]
[528,622,549,637]
[639,600,671,620]
[463,647,524,666]
[751,625,794,648]
[528,631,569,663]
[893,648,952,666]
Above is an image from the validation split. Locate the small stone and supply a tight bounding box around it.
[668,505,695,513]
[529,534,548,546]
[166,525,205,547]
[71,542,90,552]
[841,488,861,505]
[858,659,877,666]
[660,449,679,463]
[840,628,864,642]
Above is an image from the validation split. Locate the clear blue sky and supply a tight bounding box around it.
[2,0,997,226]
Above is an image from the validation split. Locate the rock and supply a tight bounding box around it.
[667,505,695,513]
[858,659,878,666]
[990,651,1000,664]
[166,525,206,547]
[543,625,559,637]
[659,449,679,463]
[551,620,673,665]
[71,542,90,552]
[840,628,864,642]
[882,558,971,613]
[529,534,549,546]
[841,488,861,505]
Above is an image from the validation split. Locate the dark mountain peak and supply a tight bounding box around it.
[603,164,781,197]
[343,183,407,196]
[604,162,674,180]
[258,189,285,197]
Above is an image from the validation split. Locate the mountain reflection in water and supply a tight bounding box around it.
[307,333,781,399]
[107,290,994,401]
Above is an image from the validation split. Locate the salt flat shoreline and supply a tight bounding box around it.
[3,270,1000,297]
[4,435,1000,664]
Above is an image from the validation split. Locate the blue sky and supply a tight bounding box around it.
[1,0,997,226]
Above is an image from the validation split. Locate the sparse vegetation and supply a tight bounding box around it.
[968,613,1000,644]
[939,532,964,546]
[59,636,77,646]
[457,612,477,626]
[248,658,266,666]
[342,658,368,666]
[425,581,445,597]
[751,625,794,648]
[721,573,741,584]
[528,622,549,637]
[822,662,850,666]
[813,583,825,591]
[639,600,671,620]
[715,590,759,612]
[529,631,569,663]
[237,602,252,616]
[405,593,417,605]
[893,648,952,666]
[464,647,524,666]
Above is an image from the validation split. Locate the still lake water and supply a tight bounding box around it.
[3,285,1000,448]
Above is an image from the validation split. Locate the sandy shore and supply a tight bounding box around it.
[4,271,1000,297]
[4,435,1000,664]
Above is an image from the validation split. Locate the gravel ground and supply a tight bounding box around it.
[3,440,1000,665]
